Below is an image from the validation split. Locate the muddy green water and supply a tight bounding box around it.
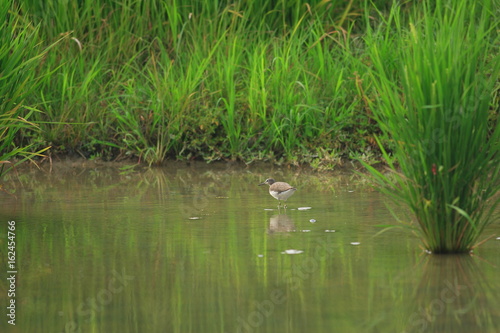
[1,161,499,333]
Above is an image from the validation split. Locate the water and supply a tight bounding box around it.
[1,161,499,333]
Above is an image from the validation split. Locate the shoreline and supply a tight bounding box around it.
[5,153,383,175]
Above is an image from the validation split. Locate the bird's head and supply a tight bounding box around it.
[259,178,275,186]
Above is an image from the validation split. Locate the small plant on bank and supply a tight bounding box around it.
[363,0,500,253]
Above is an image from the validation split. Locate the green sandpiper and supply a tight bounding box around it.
[259,178,297,208]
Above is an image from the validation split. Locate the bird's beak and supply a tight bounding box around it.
[258,182,266,186]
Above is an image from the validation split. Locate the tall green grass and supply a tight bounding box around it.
[4,0,498,176]
[2,0,497,253]
[363,0,500,253]
[12,0,378,165]
[0,2,54,177]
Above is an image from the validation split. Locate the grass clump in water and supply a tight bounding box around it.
[363,0,500,253]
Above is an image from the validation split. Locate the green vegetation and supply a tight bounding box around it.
[1,0,498,252]
[2,1,497,168]
[4,0,391,166]
[0,2,53,178]
[362,0,500,253]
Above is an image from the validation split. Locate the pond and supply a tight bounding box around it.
[1,160,499,333]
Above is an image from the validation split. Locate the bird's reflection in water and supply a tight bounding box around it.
[268,214,295,234]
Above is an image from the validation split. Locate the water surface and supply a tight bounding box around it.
[1,161,499,333]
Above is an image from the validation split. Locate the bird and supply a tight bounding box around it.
[258,178,297,208]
